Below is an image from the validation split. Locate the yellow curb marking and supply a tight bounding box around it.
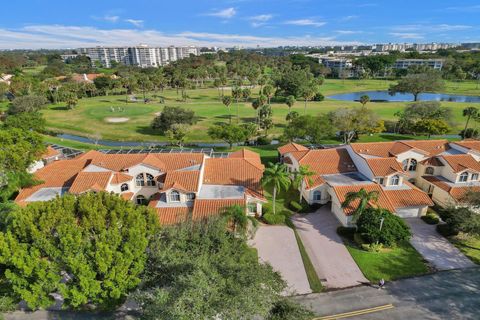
[314,303,394,320]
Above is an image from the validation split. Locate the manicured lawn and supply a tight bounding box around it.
[346,241,429,282]
[449,236,480,265]
[38,78,480,143]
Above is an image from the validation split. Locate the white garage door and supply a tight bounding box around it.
[396,207,420,218]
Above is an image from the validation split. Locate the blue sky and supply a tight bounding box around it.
[1,0,480,49]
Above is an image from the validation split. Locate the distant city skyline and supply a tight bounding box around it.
[2,0,480,49]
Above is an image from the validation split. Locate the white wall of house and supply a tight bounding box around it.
[330,195,352,226]
[395,206,427,218]
[303,185,331,204]
[345,146,374,180]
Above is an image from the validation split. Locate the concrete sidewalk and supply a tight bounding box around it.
[249,225,311,295]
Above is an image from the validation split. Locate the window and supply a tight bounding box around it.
[390,175,400,186]
[136,174,145,186]
[136,195,146,205]
[121,183,129,192]
[145,173,156,186]
[186,193,196,201]
[313,190,322,201]
[459,172,468,182]
[170,190,180,202]
[247,203,257,213]
[472,173,479,181]
[375,177,384,185]
[403,158,417,171]
[425,167,434,175]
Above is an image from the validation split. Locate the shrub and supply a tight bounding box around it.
[262,203,273,216]
[354,232,365,246]
[0,295,17,312]
[267,298,314,320]
[361,242,384,253]
[263,213,286,225]
[357,208,411,247]
[256,136,272,145]
[421,212,439,225]
[442,207,480,236]
[151,106,196,133]
[289,200,303,212]
[436,223,459,237]
[337,226,356,239]
[312,92,324,102]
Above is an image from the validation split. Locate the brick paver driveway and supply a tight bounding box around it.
[292,206,368,289]
[406,218,475,270]
[249,225,311,295]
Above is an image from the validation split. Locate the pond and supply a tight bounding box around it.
[327,90,480,103]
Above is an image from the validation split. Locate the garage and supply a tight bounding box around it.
[396,207,421,218]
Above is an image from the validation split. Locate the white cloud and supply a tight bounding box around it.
[284,19,326,27]
[125,19,144,27]
[0,25,360,49]
[392,24,471,32]
[248,14,273,27]
[93,15,120,23]
[435,24,471,31]
[205,8,236,19]
[340,15,358,22]
[389,32,424,39]
[335,30,363,35]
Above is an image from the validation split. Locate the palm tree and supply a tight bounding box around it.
[285,95,296,119]
[292,165,315,202]
[301,86,316,115]
[232,86,243,123]
[341,188,379,223]
[261,163,291,215]
[222,204,258,234]
[359,95,370,107]
[262,84,274,104]
[462,106,478,134]
[222,95,233,124]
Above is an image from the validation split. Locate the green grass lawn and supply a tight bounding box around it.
[346,241,429,282]
[38,78,480,143]
[449,236,480,265]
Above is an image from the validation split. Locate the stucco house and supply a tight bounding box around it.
[16,148,266,225]
[279,139,480,225]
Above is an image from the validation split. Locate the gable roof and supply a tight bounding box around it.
[422,175,480,202]
[162,171,200,193]
[383,182,434,208]
[351,140,450,158]
[278,142,309,155]
[452,140,480,153]
[331,184,396,215]
[110,172,133,184]
[42,146,61,159]
[365,158,405,177]
[69,171,112,194]
[192,199,246,221]
[440,154,480,173]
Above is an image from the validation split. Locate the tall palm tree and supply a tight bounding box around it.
[222,95,233,124]
[232,86,243,123]
[262,163,291,215]
[285,95,296,120]
[222,205,258,234]
[462,106,479,134]
[341,188,379,223]
[262,84,274,104]
[301,86,316,115]
[292,165,315,202]
[359,95,370,107]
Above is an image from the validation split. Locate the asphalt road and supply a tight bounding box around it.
[293,267,480,320]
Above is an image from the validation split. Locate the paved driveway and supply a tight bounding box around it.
[406,218,475,270]
[292,206,368,289]
[249,225,311,295]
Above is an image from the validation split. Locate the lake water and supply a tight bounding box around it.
[327,90,480,103]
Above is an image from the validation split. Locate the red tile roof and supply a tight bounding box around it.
[365,158,405,177]
[192,199,245,221]
[162,171,200,192]
[69,171,112,194]
[351,140,449,157]
[452,140,480,153]
[440,154,480,173]
[153,207,190,225]
[331,184,396,215]
[42,146,61,159]
[111,172,133,184]
[422,175,480,202]
[383,182,433,208]
[278,142,309,155]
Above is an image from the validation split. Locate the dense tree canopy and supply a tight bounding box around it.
[357,208,412,246]
[0,192,158,310]
[7,95,48,114]
[389,71,445,101]
[151,106,196,134]
[283,114,334,144]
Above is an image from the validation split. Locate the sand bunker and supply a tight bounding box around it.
[105,117,130,123]
[154,112,161,116]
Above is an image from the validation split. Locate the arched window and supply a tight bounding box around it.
[145,173,156,186]
[425,167,434,175]
[403,158,417,171]
[170,190,180,202]
[186,193,196,201]
[390,175,400,186]
[136,173,145,186]
[121,183,129,192]
[313,190,322,201]
[459,172,469,182]
[136,195,146,205]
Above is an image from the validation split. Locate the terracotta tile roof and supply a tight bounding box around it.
[153,207,190,225]
[453,140,480,152]
[383,182,433,208]
[203,158,264,197]
[229,148,263,168]
[331,184,396,215]
[69,171,112,194]
[351,140,450,157]
[405,140,450,156]
[278,142,309,155]
[365,158,405,177]
[350,141,397,157]
[422,175,480,202]
[421,157,444,167]
[121,192,134,200]
[42,146,61,159]
[192,199,245,221]
[111,172,133,184]
[440,154,480,173]
[162,171,199,192]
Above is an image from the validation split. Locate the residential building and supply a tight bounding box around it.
[394,59,444,70]
[320,57,355,77]
[279,139,480,226]
[0,74,13,85]
[16,149,266,225]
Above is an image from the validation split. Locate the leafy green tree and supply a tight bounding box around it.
[463,190,480,208]
[285,95,296,118]
[357,207,412,246]
[462,106,478,133]
[328,107,384,144]
[0,128,45,173]
[7,95,48,115]
[208,123,246,149]
[441,206,480,236]
[267,298,314,320]
[258,104,273,134]
[0,192,158,310]
[300,84,316,115]
[222,95,233,124]
[151,106,196,134]
[292,165,315,202]
[3,112,46,132]
[389,71,445,101]
[285,111,299,123]
[395,101,453,134]
[134,218,286,320]
[166,123,190,148]
[242,87,251,102]
[65,93,78,109]
[359,94,370,107]
[283,114,334,144]
[0,82,9,101]
[341,188,379,223]
[93,76,113,96]
[222,204,258,234]
[262,84,274,104]
[262,163,291,214]
[413,118,449,138]
[274,67,313,97]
